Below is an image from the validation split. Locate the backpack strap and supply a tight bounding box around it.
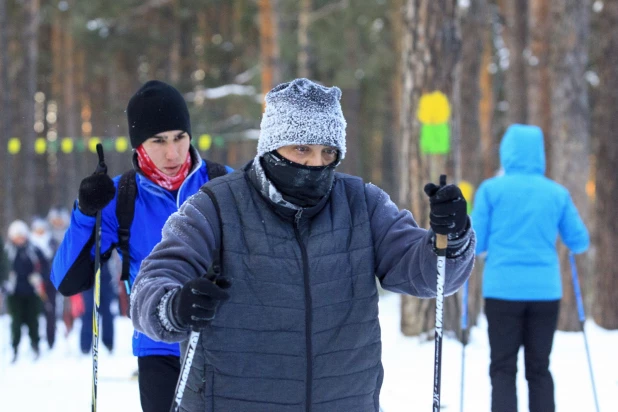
[200,187,224,273]
[116,170,137,292]
[204,159,228,182]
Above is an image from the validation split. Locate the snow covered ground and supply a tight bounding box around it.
[1,292,616,411]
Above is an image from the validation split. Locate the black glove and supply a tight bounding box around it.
[171,276,231,330]
[424,175,467,237]
[77,173,116,216]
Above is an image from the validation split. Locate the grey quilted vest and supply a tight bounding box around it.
[180,170,383,412]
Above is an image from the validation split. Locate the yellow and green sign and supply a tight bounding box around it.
[417,91,451,155]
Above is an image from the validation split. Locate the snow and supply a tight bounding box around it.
[1,292,616,411]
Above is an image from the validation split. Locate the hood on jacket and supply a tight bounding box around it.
[499,124,546,175]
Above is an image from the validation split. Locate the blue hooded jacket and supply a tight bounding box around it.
[51,146,231,357]
[472,124,589,301]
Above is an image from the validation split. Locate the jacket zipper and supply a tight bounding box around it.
[294,209,312,412]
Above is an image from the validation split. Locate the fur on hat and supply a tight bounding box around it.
[258,78,347,159]
[126,80,192,149]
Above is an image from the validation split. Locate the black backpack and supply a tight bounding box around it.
[115,160,228,291]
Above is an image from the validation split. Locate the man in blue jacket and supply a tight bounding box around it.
[472,124,590,412]
[51,80,230,412]
[131,78,476,411]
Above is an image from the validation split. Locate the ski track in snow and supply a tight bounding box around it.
[1,293,616,411]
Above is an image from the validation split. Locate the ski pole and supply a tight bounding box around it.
[433,174,448,412]
[170,251,221,412]
[91,143,107,412]
[459,280,469,412]
[569,253,600,412]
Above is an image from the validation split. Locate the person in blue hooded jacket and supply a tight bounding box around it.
[472,124,590,412]
[51,80,230,412]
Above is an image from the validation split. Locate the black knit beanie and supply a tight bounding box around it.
[126,80,192,149]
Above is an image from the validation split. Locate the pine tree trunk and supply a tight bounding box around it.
[527,0,551,174]
[459,0,490,333]
[22,0,40,221]
[168,0,181,85]
[0,0,13,228]
[399,0,462,337]
[258,0,281,100]
[592,0,618,329]
[62,6,78,206]
[460,0,489,188]
[479,18,495,180]
[497,0,528,124]
[387,0,404,201]
[297,0,311,78]
[549,0,590,332]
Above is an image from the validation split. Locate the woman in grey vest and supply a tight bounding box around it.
[131,78,475,412]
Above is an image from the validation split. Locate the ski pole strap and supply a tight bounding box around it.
[116,170,137,294]
[569,253,586,322]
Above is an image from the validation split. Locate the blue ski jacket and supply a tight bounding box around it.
[51,146,232,357]
[472,124,590,301]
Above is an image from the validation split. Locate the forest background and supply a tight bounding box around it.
[0,0,616,337]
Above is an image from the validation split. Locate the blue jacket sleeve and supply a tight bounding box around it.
[366,183,475,298]
[471,182,491,255]
[130,190,219,343]
[559,193,589,254]
[51,200,119,296]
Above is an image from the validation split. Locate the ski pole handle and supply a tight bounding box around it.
[171,252,222,411]
[95,144,108,175]
[435,175,449,251]
[569,253,586,323]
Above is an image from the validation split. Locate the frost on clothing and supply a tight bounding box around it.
[472,124,590,301]
[131,163,475,411]
[258,78,347,159]
[50,145,228,357]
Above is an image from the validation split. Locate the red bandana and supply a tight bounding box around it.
[136,145,192,191]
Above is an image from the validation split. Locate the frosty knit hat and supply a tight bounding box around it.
[8,220,30,240]
[258,78,347,159]
[126,80,192,149]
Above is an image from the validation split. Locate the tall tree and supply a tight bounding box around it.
[297,0,312,78]
[22,0,41,220]
[497,0,528,124]
[399,0,462,337]
[527,0,551,173]
[0,0,13,228]
[592,0,618,329]
[258,0,281,99]
[549,0,590,331]
[459,0,490,332]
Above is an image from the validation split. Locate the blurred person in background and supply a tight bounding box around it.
[46,207,79,337]
[0,235,9,314]
[47,207,71,249]
[30,218,58,349]
[3,220,49,362]
[472,124,590,412]
[51,80,230,412]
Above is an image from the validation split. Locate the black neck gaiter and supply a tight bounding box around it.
[261,151,336,208]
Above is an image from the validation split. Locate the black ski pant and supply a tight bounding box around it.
[43,284,57,348]
[7,294,41,351]
[485,298,560,412]
[138,354,181,412]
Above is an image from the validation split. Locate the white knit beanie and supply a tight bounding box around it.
[8,220,30,240]
[257,78,347,159]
